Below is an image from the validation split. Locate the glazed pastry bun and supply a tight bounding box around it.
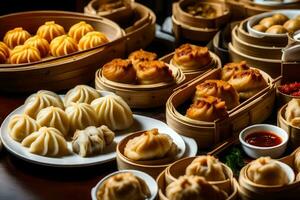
[124,129,178,161]
[284,19,300,33]
[102,59,136,84]
[252,24,267,32]
[186,96,228,122]
[3,27,31,49]
[259,17,277,29]
[50,35,78,57]
[21,127,68,157]
[135,60,174,85]
[128,49,157,66]
[221,61,250,81]
[186,155,226,181]
[194,80,239,110]
[36,21,65,42]
[285,98,300,128]
[72,125,115,157]
[64,85,100,107]
[97,172,151,200]
[9,44,41,64]
[272,13,289,25]
[266,25,288,34]
[78,31,109,51]
[68,21,94,43]
[172,43,212,70]
[24,35,50,58]
[0,42,10,64]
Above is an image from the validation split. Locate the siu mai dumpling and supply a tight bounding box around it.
[221,61,250,81]
[64,85,100,107]
[68,21,94,43]
[24,35,50,58]
[50,35,78,57]
[3,27,31,49]
[194,80,239,110]
[78,31,109,51]
[186,155,226,181]
[36,21,65,42]
[91,95,133,131]
[9,44,41,64]
[72,125,115,157]
[247,157,289,186]
[285,98,300,128]
[21,127,68,157]
[0,42,10,64]
[97,172,151,200]
[128,49,157,66]
[166,175,228,200]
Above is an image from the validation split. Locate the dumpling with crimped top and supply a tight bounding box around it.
[124,128,178,161]
[221,61,250,81]
[68,21,94,43]
[8,114,40,142]
[78,31,109,51]
[24,35,50,58]
[4,27,31,48]
[166,175,228,200]
[285,98,300,128]
[0,42,10,64]
[91,95,133,131]
[36,21,65,42]
[128,49,157,66]
[64,85,100,107]
[21,127,68,157]
[9,44,41,64]
[24,90,64,119]
[186,155,226,181]
[50,35,78,57]
[72,125,115,157]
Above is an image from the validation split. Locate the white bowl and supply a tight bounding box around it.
[91,169,158,200]
[239,124,289,159]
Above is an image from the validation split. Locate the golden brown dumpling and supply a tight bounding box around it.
[186,96,228,122]
[252,24,267,32]
[128,49,157,66]
[285,98,300,128]
[284,19,300,33]
[166,175,228,200]
[50,35,78,57]
[227,69,268,99]
[3,27,31,49]
[172,43,212,70]
[36,21,65,42]
[221,61,250,81]
[247,157,289,186]
[64,85,100,107]
[259,17,277,29]
[266,25,288,34]
[135,60,174,84]
[272,13,289,25]
[194,80,239,110]
[68,21,94,43]
[78,31,109,51]
[186,155,226,181]
[24,35,50,57]
[97,172,151,200]
[295,150,300,173]
[102,59,136,84]
[124,129,178,161]
[9,44,41,64]
[0,42,10,64]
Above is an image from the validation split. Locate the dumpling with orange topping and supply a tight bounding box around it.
[221,61,250,81]
[128,49,157,66]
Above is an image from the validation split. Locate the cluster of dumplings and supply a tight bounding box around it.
[186,61,268,122]
[8,85,134,157]
[0,21,109,64]
[102,49,174,85]
[184,2,217,18]
[253,13,300,34]
[285,98,300,128]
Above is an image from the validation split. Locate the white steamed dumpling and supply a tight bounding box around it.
[64,85,100,107]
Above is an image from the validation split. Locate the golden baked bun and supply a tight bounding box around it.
[172,43,212,70]
[102,59,136,84]
[3,27,31,49]
[24,35,50,57]
[186,96,228,122]
[0,42,10,64]
[221,61,250,81]
[194,80,239,110]
[9,44,41,64]
[284,19,300,33]
[98,0,125,11]
[78,31,109,51]
[266,25,288,34]
[135,60,174,85]
[227,69,268,100]
[252,24,267,32]
[272,13,289,25]
[68,21,94,43]
[259,17,277,29]
[50,35,78,57]
[124,128,178,161]
[285,98,300,128]
[36,21,65,42]
[128,49,157,66]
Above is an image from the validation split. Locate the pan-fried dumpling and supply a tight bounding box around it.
[9,44,41,64]
[221,61,250,81]
[65,102,98,134]
[24,35,50,58]
[91,95,133,130]
[4,27,31,48]
[50,35,78,57]
[21,127,68,157]
[78,31,109,51]
[0,42,10,64]
[295,150,300,172]
[72,125,115,157]
[285,98,300,128]
[37,21,65,42]
[124,129,178,161]
[247,157,289,185]
[172,43,212,70]
[8,114,40,142]
[186,96,228,122]
[227,69,268,99]
[128,49,157,66]
[24,90,64,119]
[68,21,94,43]
[194,80,239,110]
[64,85,100,107]
[97,172,151,200]
[36,106,69,137]
[166,175,228,200]
[186,155,226,181]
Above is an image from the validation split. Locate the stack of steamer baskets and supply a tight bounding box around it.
[172,0,231,43]
[0,11,125,93]
[229,10,300,78]
[84,0,156,53]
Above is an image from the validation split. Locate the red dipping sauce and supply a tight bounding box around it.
[245,131,282,147]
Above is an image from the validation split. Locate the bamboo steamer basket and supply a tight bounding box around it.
[95,63,185,108]
[173,0,230,29]
[0,11,125,93]
[159,50,222,83]
[166,67,275,149]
